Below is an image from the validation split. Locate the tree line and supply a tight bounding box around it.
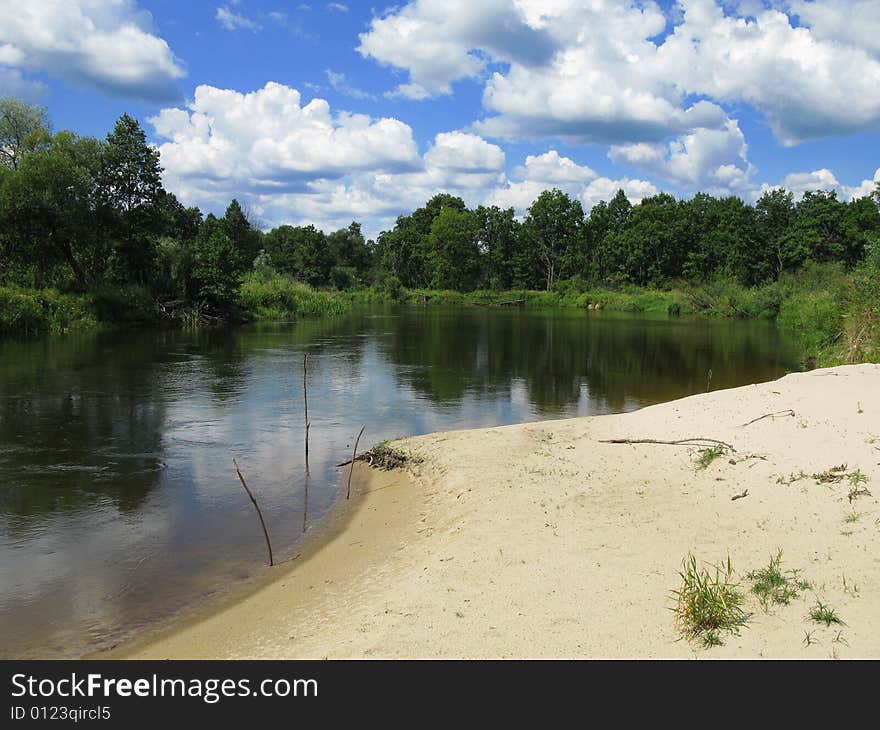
[2,98,879,318]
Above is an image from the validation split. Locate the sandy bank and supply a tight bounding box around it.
[115,364,880,659]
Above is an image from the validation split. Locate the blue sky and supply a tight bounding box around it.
[1,0,878,238]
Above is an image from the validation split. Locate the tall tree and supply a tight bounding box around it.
[755,188,795,280]
[221,199,262,268]
[522,189,584,290]
[428,207,481,290]
[473,205,519,290]
[97,114,164,284]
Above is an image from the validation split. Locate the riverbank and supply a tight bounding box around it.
[113,363,880,659]
[5,259,878,369]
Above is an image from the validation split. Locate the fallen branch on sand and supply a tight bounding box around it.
[598,437,736,452]
[741,409,795,427]
[731,489,749,501]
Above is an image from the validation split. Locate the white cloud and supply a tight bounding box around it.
[609,117,756,194]
[151,82,421,195]
[757,167,880,202]
[216,5,262,32]
[326,3,349,11]
[358,0,880,146]
[358,0,557,100]
[581,177,659,211]
[788,0,880,55]
[423,132,505,173]
[486,149,656,215]
[844,168,880,201]
[0,0,184,103]
[660,1,880,145]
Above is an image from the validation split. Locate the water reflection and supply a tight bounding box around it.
[0,306,798,657]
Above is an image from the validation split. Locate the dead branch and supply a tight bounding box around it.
[347,425,365,500]
[598,437,736,452]
[232,457,274,566]
[741,409,795,427]
[303,353,309,473]
[731,489,749,501]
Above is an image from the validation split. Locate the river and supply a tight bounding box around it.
[0,305,799,657]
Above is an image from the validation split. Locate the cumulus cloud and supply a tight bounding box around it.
[152,84,508,235]
[487,149,656,215]
[151,82,421,194]
[759,167,880,202]
[660,0,880,145]
[0,0,184,103]
[788,0,880,55]
[358,0,880,146]
[609,118,756,194]
[358,0,557,100]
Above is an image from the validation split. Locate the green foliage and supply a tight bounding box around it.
[0,286,96,335]
[522,188,585,290]
[237,271,350,318]
[428,207,481,290]
[98,113,164,285]
[192,230,243,310]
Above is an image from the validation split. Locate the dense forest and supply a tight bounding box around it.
[1,99,879,364]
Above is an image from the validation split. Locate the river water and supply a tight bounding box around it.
[0,305,799,657]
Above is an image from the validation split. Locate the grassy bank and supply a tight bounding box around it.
[0,286,98,336]
[3,260,878,370]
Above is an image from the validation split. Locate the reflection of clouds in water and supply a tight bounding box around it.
[0,490,173,636]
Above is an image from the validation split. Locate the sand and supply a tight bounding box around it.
[113,363,880,659]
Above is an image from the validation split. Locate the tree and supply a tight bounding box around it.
[327,222,372,279]
[221,199,262,268]
[755,188,795,280]
[0,98,50,170]
[473,205,519,290]
[97,114,164,284]
[428,207,481,290]
[0,131,107,289]
[192,230,242,309]
[264,224,332,286]
[376,194,467,288]
[522,189,584,290]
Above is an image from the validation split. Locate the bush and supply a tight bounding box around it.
[238,271,349,318]
[0,286,97,336]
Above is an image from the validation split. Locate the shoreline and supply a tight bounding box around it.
[109,364,880,659]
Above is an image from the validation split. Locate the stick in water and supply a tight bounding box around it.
[302,471,309,534]
[233,457,274,566]
[303,353,310,474]
[347,425,366,500]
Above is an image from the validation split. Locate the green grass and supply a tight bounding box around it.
[237,272,353,319]
[808,599,845,627]
[746,550,811,609]
[0,286,98,336]
[672,554,748,648]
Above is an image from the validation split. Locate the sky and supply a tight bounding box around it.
[1,0,879,239]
